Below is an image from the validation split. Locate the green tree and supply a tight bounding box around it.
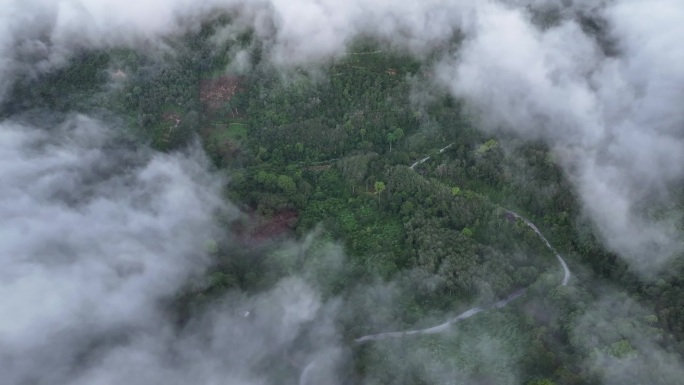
[277,175,297,196]
[338,153,377,192]
[255,170,278,190]
[476,139,499,154]
[374,181,386,201]
[386,127,404,152]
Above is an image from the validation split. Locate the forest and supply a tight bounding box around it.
[3,14,684,385]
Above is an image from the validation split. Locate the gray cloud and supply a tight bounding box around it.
[0,114,349,385]
[223,0,684,273]
[2,1,684,384]
[571,291,684,385]
[0,115,224,384]
[435,0,684,274]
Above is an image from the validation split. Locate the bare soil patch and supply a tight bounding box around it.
[233,210,299,248]
[200,76,243,111]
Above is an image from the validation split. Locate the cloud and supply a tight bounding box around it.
[571,291,684,385]
[435,0,684,274]
[194,0,684,273]
[0,114,351,385]
[0,5,359,383]
[0,115,225,384]
[1,1,683,384]
[0,0,233,97]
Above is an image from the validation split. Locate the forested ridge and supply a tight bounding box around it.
[3,18,684,385]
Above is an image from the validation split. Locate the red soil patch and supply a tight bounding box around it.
[200,76,243,111]
[251,210,299,241]
[233,210,299,247]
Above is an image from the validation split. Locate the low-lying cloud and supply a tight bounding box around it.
[7,0,672,273]
[571,291,684,385]
[0,115,222,383]
[0,115,350,385]
[2,0,684,384]
[436,0,684,274]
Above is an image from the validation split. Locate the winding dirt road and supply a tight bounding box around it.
[300,145,572,384]
[354,289,527,343]
[504,210,570,286]
[355,148,571,343]
[353,209,570,344]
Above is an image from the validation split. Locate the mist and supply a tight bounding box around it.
[267,0,684,275]
[0,114,352,384]
[435,0,684,275]
[0,115,217,383]
[571,291,684,385]
[2,0,684,384]
[4,0,673,274]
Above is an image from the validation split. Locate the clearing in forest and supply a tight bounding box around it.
[199,75,243,111]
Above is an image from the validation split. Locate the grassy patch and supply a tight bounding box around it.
[208,122,247,143]
[227,122,247,140]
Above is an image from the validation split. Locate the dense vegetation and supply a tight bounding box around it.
[4,19,683,385]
